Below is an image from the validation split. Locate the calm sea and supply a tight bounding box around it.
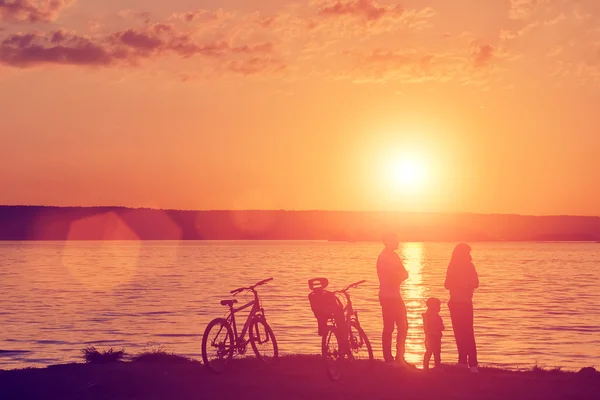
[0,241,598,370]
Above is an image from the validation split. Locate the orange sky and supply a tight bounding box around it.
[1,0,599,215]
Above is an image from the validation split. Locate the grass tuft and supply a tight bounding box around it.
[130,347,197,365]
[531,363,565,374]
[82,346,125,364]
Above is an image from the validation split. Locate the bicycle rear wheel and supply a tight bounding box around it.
[321,326,343,381]
[348,321,373,361]
[202,318,234,373]
[249,318,279,365]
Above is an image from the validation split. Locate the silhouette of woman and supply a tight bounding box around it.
[444,243,479,372]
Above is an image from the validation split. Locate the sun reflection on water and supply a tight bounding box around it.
[400,242,426,366]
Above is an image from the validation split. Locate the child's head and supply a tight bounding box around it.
[426,297,441,313]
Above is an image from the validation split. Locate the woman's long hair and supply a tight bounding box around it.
[450,243,472,265]
[445,243,478,291]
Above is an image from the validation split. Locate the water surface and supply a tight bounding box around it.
[1,241,598,370]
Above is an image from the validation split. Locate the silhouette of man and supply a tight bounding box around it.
[377,232,409,365]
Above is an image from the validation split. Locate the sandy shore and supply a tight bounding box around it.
[1,355,598,399]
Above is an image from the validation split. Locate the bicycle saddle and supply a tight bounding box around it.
[308,277,329,291]
[220,299,238,307]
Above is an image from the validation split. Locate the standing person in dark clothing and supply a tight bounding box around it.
[377,232,410,366]
[444,243,479,373]
[422,297,445,369]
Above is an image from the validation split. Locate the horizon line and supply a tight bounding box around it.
[1,204,599,219]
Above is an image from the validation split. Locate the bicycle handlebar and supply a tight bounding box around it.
[256,277,273,286]
[230,277,273,295]
[341,280,366,293]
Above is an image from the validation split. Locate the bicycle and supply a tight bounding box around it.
[309,278,374,380]
[201,277,278,373]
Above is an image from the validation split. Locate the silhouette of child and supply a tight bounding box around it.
[422,297,445,369]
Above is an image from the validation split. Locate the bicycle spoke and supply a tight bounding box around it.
[250,319,278,364]
[323,327,343,380]
[202,319,234,373]
[348,322,373,361]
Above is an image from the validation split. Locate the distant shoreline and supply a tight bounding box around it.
[1,239,600,243]
[2,205,600,242]
[3,204,600,218]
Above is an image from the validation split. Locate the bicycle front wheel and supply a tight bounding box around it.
[348,321,373,361]
[249,318,279,365]
[201,318,234,373]
[321,326,343,381]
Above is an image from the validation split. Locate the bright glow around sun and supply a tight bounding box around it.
[388,156,427,192]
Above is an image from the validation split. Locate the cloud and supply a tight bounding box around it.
[509,0,540,20]
[116,10,152,24]
[471,43,494,67]
[0,31,116,66]
[551,60,600,86]
[113,29,164,53]
[509,0,572,22]
[545,12,566,25]
[315,0,403,22]
[305,1,435,40]
[499,22,538,41]
[0,3,485,85]
[225,57,286,75]
[255,15,277,29]
[0,24,279,71]
[340,38,510,87]
[170,8,232,24]
[230,42,274,54]
[546,45,563,57]
[0,0,74,23]
[342,48,467,84]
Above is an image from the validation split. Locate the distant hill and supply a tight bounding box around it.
[1,206,599,241]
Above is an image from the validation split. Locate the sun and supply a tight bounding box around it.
[388,156,427,192]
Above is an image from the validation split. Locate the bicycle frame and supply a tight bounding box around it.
[319,280,371,380]
[325,281,366,344]
[320,282,366,362]
[225,290,266,351]
[337,292,350,321]
[320,291,357,335]
[336,288,361,326]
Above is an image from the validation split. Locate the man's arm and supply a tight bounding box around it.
[399,263,408,282]
[377,256,398,285]
[377,253,402,285]
[395,253,409,282]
